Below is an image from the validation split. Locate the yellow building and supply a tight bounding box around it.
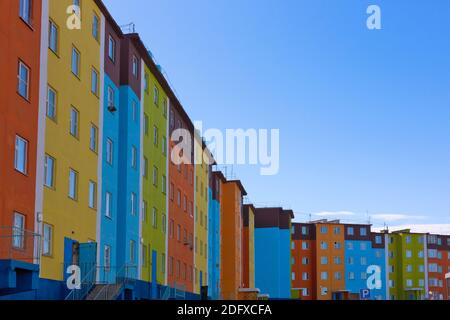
[194,131,209,294]
[40,0,103,281]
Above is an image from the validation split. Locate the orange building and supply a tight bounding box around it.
[0,0,42,264]
[167,98,195,293]
[427,234,450,300]
[220,176,247,300]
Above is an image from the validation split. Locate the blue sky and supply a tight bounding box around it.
[103,0,450,231]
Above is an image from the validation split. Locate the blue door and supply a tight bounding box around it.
[79,242,97,282]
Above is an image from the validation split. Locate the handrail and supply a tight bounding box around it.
[64,264,97,300]
[92,264,137,300]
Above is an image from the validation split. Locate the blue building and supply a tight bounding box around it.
[208,171,222,300]
[343,224,387,300]
[254,207,294,299]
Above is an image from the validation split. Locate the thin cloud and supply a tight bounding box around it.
[373,224,450,235]
[315,211,356,217]
[371,214,427,222]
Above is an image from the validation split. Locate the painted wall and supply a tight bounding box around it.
[0,0,42,262]
[140,61,168,285]
[40,0,102,281]
[207,171,221,300]
[242,205,255,289]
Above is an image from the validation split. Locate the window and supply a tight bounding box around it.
[347,227,354,236]
[291,272,296,281]
[152,208,158,229]
[347,242,354,250]
[104,245,111,271]
[170,110,174,128]
[14,136,28,174]
[291,242,295,250]
[360,227,367,236]
[361,272,367,280]
[142,201,147,222]
[320,226,328,234]
[92,13,99,40]
[321,287,328,296]
[389,280,395,288]
[419,265,425,272]
[105,192,112,218]
[406,265,413,273]
[43,223,53,256]
[302,257,309,265]
[70,107,79,138]
[44,155,55,188]
[389,265,394,273]
[68,169,78,200]
[334,241,341,249]
[406,279,413,287]
[406,250,412,258]
[49,20,59,53]
[162,136,167,156]
[18,61,30,99]
[161,253,166,274]
[71,46,80,77]
[334,256,341,265]
[334,227,341,235]
[106,139,113,165]
[177,189,181,207]
[131,100,137,122]
[429,263,438,273]
[130,193,137,216]
[153,86,159,105]
[163,98,168,118]
[360,257,367,266]
[20,0,32,24]
[144,114,149,135]
[348,257,354,265]
[13,213,25,249]
[301,226,308,235]
[302,272,309,280]
[107,86,114,108]
[142,245,147,267]
[375,250,383,258]
[320,257,328,265]
[335,272,342,280]
[162,175,167,194]
[130,240,136,263]
[108,36,116,62]
[320,272,328,281]
[360,242,367,251]
[143,157,148,178]
[88,181,97,209]
[91,68,99,95]
[320,241,328,250]
[152,166,158,186]
[161,214,167,233]
[153,126,159,146]
[90,124,98,152]
[132,55,138,77]
[349,272,355,280]
[47,86,57,120]
[375,235,382,244]
[406,236,412,244]
[131,146,137,169]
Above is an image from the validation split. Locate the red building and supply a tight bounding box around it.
[427,234,450,300]
[0,0,42,263]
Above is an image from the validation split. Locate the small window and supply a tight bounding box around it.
[43,223,53,256]
[144,114,149,135]
[153,126,159,146]
[104,245,111,271]
[90,124,98,152]
[152,166,158,186]
[131,146,137,169]
[144,73,149,93]
[46,86,57,120]
[19,0,32,24]
[105,192,112,218]
[143,157,148,178]
[68,168,78,200]
[88,181,97,209]
[153,86,159,105]
[142,201,147,222]
[91,67,99,95]
[108,36,116,62]
[92,13,99,41]
[107,86,115,107]
[71,46,80,77]
[130,192,137,216]
[70,107,79,138]
[18,61,30,100]
[132,55,138,77]
[49,20,59,53]
[106,138,113,165]
[130,240,136,263]
[13,212,26,249]
[44,154,55,188]
[14,135,28,174]
[347,227,354,236]
[152,208,158,229]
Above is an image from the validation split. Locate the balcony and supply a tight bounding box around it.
[0,226,41,292]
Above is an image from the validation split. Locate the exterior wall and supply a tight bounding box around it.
[291,223,316,300]
[194,137,208,294]
[427,234,450,300]
[220,181,244,300]
[208,171,222,299]
[388,232,427,300]
[98,16,121,280]
[40,0,102,281]
[254,208,292,299]
[0,0,42,259]
[314,223,345,300]
[167,101,194,293]
[242,205,255,289]
[140,61,168,285]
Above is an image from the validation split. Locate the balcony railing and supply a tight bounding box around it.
[0,226,41,264]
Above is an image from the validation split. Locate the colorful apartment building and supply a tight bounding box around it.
[39,0,103,286]
[220,179,247,300]
[254,207,294,299]
[0,0,43,293]
[194,136,209,294]
[167,92,195,293]
[242,204,256,289]
[343,225,387,300]
[427,234,450,300]
[208,171,222,299]
[388,230,428,300]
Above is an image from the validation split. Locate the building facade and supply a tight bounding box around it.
[208,171,222,299]
[242,204,256,289]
